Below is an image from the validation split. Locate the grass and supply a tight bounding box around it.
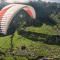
[0,23,60,60]
[26,24,57,35]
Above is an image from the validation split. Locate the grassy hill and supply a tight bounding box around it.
[0,1,60,60]
[0,24,60,60]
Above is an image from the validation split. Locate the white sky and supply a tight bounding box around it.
[5,0,38,3]
[42,0,60,3]
[0,0,60,3]
[42,0,49,2]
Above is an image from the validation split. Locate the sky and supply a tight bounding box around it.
[0,0,60,3]
[4,0,38,3]
[42,0,60,3]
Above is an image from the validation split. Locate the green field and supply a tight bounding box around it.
[0,23,60,60]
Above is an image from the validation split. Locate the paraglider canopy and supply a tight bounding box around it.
[0,4,36,35]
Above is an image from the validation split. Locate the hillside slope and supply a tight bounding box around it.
[0,1,60,60]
